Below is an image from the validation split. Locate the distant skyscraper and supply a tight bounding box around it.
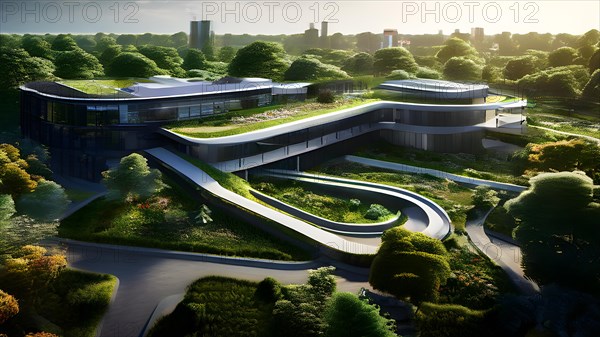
[190,20,212,50]
[382,29,399,48]
[471,27,485,44]
[304,23,319,49]
[321,21,328,38]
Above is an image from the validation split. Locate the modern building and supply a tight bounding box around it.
[320,21,329,48]
[189,20,212,50]
[382,29,399,48]
[20,78,525,181]
[471,27,485,44]
[19,77,309,180]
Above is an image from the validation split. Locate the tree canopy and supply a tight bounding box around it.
[17,180,70,221]
[373,47,418,75]
[443,57,482,81]
[436,37,480,64]
[182,49,207,70]
[138,45,185,77]
[343,52,374,76]
[284,56,349,81]
[324,292,396,337]
[0,47,55,88]
[504,56,538,81]
[228,41,289,80]
[102,153,165,201]
[54,49,104,79]
[107,52,167,78]
[369,227,451,303]
[505,171,600,293]
[548,47,578,67]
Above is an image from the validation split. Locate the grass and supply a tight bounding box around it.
[59,78,154,95]
[441,245,516,310]
[59,176,309,261]
[176,152,255,200]
[311,161,475,233]
[354,141,529,186]
[166,98,379,138]
[527,114,600,140]
[367,89,474,104]
[147,276,273,337]
[250,177,399,224]
[37,269,116,337]
[65,188,96,202]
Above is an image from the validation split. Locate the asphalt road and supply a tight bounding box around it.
[62,240,371,337]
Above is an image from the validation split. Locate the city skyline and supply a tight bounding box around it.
[1,1,598,36]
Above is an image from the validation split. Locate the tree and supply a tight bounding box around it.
[343,52,374,76]
[548,47,578,67]
[0,290,19,324]
[95,36,118,54]
[54,49,104,79]
[228,41,289,80]
[170,32,188,48]
[182,49,206,70]
[373,47,418,75]
[0,194,16,221]
[99,44,122,67]
[416,66,441,79]
[138,45,185,76]
[589,48,600,73]
[75,36,97,52]
[21,36,54,60]
[436,37,479,64]
[471,186,500,209]
[284,56,349,81]
[518,65,588,97]
[217,46,236,63]
[524,139,600,182]
[324,292,396,337]
[505,171,600,293]
[443,57,482,81]
[102,153,165,201]
[50,34,78,51]
[0,163,37,198]
[0,48,55,88]
[582,69,600,99]
[482,65,502,82]
[17,180,70,221]
[116,34,137,46]
[369,227,451,303]
[107,52,166,78]
[504,56,538,80]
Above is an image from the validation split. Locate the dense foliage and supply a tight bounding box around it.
[102,153,165,201]
[228,41,289,80]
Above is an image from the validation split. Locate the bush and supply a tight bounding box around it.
[0,290,19,324]
[415,302,487,337]
[364,204,391,220]
[254,277,282,303]
[471,186,500,210]
[349,198,361,210]
[386,69,413,80]
[316,90,336,103]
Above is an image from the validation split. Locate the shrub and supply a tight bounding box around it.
[415,302,487,337]
[364,204,391,220]
[0,290,19,324]
[349,198,361,210]
[471,186,500,209]
[386,69,413,80]
[254,277,282,303]
[324,292,396,337]
[316,90,336,103]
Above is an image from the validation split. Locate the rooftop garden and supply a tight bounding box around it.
[165,97,379,138]
[59,78,154,95]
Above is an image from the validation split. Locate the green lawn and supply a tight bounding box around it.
[166,98,379,138]
[250,177,400,224]
[311,162,475,233]
[527,114,600,140]
[60,78,154,95]
[147,277,274,337]
[354,141,529,185]
[59,176,309,261]
[37,269,116,337]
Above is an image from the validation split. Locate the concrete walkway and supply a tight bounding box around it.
[263,169,451,240]
[465,209,539,295]
[145,147,378,255]
[344,155,527,193]
[57,239,371,337]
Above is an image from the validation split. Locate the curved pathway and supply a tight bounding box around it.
[145,147,378,255]
[262,170,452,240]
[57,239,370,337]
[465,209,539,295]
[343,155,527,192]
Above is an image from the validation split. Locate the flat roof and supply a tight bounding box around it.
[377,79,489,99]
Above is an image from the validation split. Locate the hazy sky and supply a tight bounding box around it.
[1,0,598,36]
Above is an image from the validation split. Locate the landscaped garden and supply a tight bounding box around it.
[0,245,116,337]
[59,153,309,261]
[165,97,379,138]
[59,78,155,95]
[250,177,399,224]
[311,161,475,232]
